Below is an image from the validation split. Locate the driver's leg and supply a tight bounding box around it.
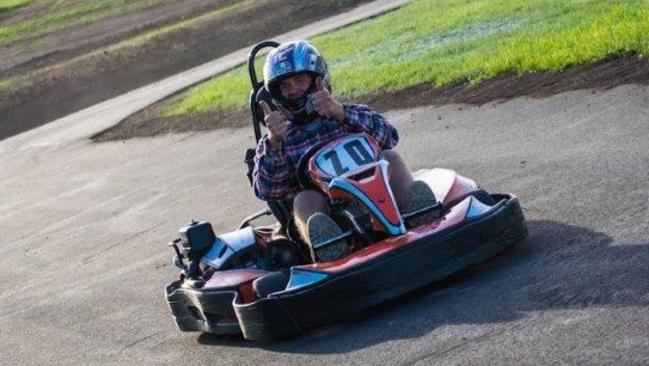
[383,149,437,227]
[293,189,329,241]
[293,189,349,262]
[383,150,413,207]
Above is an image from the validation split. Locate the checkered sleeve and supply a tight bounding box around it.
[252,136,291,201]
[342,104,399,149]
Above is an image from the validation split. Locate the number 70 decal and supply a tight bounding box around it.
[315,137,377,177]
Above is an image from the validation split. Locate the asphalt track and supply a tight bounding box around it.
[1,81,648,365]
[2,0,649,362]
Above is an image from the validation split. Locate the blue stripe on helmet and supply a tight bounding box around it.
[293,41,308,71]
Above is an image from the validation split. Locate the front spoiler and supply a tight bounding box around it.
[166,195,527,341]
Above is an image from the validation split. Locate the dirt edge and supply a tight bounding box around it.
[93,54,649,142]
[0,0,373,142]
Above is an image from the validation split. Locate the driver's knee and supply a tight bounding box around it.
[293,189,328,241]
[383,150,406,170]
[293,190,328,222]
[383,149,413,205]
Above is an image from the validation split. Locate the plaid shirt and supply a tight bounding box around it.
[253,103,398,201]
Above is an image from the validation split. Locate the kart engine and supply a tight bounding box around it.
[170,220,268,281]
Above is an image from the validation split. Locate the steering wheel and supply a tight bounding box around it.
[296,141,328,190]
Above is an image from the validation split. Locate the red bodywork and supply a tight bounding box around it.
[328,162,402,231]
[306,196,471,273]
[308,134,404,234]
[204,269,267,303]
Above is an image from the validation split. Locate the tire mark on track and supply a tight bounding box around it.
[400,324,521,366]
[119,331,162,353]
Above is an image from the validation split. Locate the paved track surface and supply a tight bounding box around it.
[1,83,648,365]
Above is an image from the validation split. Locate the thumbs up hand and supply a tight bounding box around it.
[312,77,345,122]
[259,100,288,148]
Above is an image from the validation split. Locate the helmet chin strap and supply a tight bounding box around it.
[285,101,318,125]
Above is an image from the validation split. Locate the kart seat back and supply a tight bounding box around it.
[243,147,293,229]
[244,86,292,230]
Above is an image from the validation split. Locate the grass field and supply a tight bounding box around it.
[0,0,29,15]
[165,0,649,117]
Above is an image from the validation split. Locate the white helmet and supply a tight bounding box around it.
[263,40,330,124]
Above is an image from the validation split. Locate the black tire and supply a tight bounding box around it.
[253,271,289,299]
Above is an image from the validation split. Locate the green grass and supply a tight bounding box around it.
[165,0,649,117]
[0,0,253,93]
[0,0,31,15]
[0,0,171,47]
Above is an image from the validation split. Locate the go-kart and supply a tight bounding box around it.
[164,41,528,341]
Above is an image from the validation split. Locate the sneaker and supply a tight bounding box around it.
[401,180,438,229]
[307,212,350,262]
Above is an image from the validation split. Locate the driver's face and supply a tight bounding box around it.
[279,73,312,101]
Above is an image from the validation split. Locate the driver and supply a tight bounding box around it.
[253,40,433,262]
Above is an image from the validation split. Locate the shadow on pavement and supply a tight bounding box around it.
[196,219,649,352]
